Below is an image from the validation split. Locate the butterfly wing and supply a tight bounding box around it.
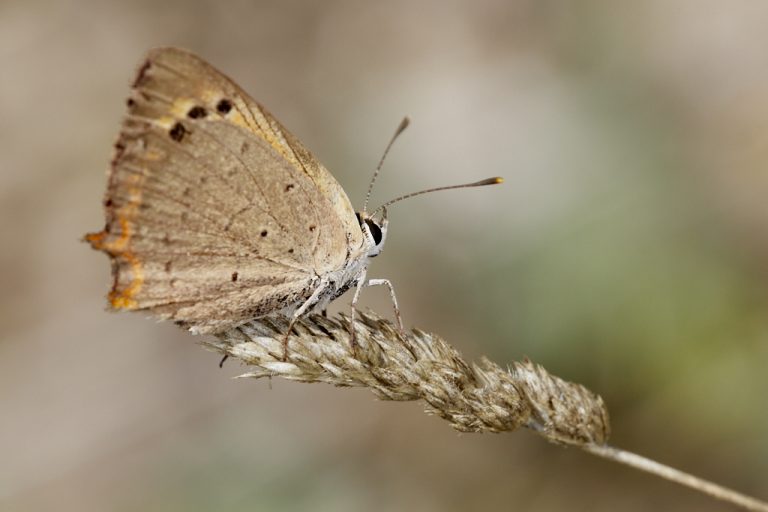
[86,47,364,334]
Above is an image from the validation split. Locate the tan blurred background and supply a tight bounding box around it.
[2,0,768,510]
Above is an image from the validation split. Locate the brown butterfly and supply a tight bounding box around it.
[86,47,501,357]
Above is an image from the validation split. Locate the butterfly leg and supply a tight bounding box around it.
[348,276,405,352]
[282,277,329,360]
[348,270,369,351]
[364,279,404,333]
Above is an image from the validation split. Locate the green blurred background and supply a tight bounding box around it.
[1,1,767,510]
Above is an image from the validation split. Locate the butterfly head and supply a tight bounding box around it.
[356,208,388,258]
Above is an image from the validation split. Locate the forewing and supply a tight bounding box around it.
[86,48,360,334]
[145,47,363,257]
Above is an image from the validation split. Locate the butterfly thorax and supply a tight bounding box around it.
[278,212,387,316]
[278,241,371,317]
[319,252,371,309]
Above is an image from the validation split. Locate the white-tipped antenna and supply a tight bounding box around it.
[362,116,411,216]
[372,177,504,216]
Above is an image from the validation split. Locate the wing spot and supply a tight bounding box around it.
[216,99,233,114]
[240,141,249,154]
[187,106,207,119]
[126,97,135,108]
[260,230,268,237]
[309,225,316,232]
[231,272,238,282]
[104,198,113,207]
[285,183,294,192]
[288,248,294,254]
[169,122,187,142]
[165,261,172,272]
[112,142,126,166]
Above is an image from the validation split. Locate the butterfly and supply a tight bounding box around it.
[86,47,501,358]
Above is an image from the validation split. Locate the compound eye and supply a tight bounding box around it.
[365,219,383,245]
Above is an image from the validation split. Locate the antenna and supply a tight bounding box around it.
[362,116,411,215]
[371,177,503,215]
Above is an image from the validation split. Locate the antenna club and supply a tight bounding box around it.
[476,177,504,185]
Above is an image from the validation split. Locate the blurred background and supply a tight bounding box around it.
[2,0,767,510]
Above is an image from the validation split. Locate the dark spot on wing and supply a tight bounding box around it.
[285,183,294,192]
[169,122,187,142]
[187,106,207,119]
[231,272,238,282]
[261,230,268,237]
[165,261,172,272]
[240,142,249,154]
[126,97,135,108]
[309,225,316,232]
[111,142,126,166]
[216,99,232,114]
[288,248,294,254]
